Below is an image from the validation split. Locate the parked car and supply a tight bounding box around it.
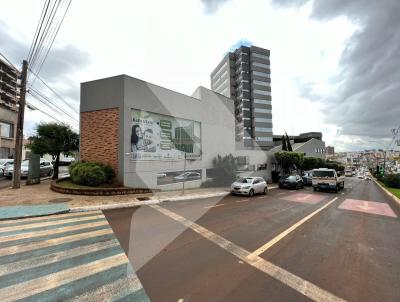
[312,168,344,193]
[301,171,313,186]
[231,177,267,197]
[0,159,14,176]
[279,175,304,190]
[59,157,76,166]
[4,159,53,178]
[173,172,201,182]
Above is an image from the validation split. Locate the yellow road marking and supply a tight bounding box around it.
[247,197,338,259]
[150,204,345,302]
[0,220,109,243]
[0,253,128,302]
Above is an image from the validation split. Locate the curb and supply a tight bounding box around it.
[373,178,400,208]
[70,191,230,212]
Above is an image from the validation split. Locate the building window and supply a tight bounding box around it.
[254,108,271,114]
[255,127,272,132]
[252,53,270,60]
[253,89,271,96]
[252,62,270,68]
[253,80,271,87]
[252,71,271,78]
[255,137,273,142]
[0,122,13,138]
[254,117,272,123]
[254,99,271,105]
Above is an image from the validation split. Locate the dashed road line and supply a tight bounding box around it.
[247,197,338,259]
[236,199,249,203]
[150,204,345,302]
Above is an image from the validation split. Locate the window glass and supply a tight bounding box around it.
[0,122,13,138]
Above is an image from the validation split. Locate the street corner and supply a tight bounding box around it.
[280,192,326,204]
[338,198,398,218]
[0,211,150,301]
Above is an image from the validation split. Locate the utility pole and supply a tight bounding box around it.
[182,152,187,195]
[12,60,28,189]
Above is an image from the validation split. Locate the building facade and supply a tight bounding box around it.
[80,75,271,190]
[0,58,19,158]
[210,45,273,149]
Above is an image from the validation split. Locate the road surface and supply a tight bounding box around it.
[104,177,400,302]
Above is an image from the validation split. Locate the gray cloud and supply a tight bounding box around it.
[0,20,88,129]
[201,0,230,14]
[273,0,400,139]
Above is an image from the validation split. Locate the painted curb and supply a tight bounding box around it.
[373,178,400,208]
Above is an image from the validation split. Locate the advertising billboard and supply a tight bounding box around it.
[130,109,201,161]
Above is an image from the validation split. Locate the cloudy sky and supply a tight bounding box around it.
[0,0,398,151]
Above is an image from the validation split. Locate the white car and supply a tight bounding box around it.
[0,159,14,176]
[173,172,201,182]
[4,159,54,178]
[231,177,268,197]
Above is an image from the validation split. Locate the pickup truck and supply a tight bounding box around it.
[312,168,345,193]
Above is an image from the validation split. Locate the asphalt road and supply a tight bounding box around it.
[104,177,400,302]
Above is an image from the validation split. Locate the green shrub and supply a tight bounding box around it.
[383,173,400,188]
[69,161,115,187]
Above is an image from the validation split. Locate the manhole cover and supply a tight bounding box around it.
[137,197,150,201]
[48,198,72,203]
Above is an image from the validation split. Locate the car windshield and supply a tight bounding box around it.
[285,176,296,181]
[313,171,334,177]
[21,160,29,167]
[0,159,9,165]
[237,178,253,183]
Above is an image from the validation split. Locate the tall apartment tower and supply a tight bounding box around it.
[210,45,273,149]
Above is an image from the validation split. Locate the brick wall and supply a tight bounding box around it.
[80,108,119,174]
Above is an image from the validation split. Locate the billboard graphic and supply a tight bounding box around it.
[130,109,201,161]
[157,169,202,185]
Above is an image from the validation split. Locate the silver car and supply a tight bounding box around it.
[231,177,268,197]
[0,159,14,176]
[4,159,54,178]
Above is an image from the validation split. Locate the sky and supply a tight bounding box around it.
[0,0,398,152]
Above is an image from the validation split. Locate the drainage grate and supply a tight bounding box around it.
[137,196,150,201]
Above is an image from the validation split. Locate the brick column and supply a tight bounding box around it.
[80,108,119,174]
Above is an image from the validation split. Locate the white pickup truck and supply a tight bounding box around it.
[312,168,345,193]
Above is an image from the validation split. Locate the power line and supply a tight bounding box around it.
[28,67,79,114]
[29,87,78,122]
[32,0,72,82]
[25,99,62,123]
[27,0,51,63]
[27,0,49,61]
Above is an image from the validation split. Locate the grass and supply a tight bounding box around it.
[378,181,400,199]
[56,179,123,190]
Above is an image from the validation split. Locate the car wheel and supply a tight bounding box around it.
[249,189,254,197]
[263,187,268,195]
[313,187,317,192]
[334,185,339,193]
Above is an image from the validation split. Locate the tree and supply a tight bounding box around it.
[28,123,79,179]
[274,151,304,174]
[211,154,238,185]
[282,135,287,151]
[285,132,293,152]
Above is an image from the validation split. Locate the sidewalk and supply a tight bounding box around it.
[0,179,229,210]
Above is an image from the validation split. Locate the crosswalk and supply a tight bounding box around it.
[0,211,149,302]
